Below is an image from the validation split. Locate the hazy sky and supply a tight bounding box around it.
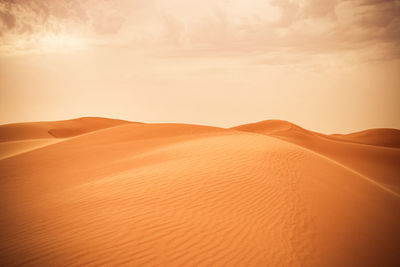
[1,0,399,133]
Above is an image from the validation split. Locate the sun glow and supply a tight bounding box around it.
[2,33,87,55]
[35,34,86,53]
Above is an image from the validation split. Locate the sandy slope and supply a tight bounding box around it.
[1,118,399,266]
[0,117,133,159]
[0,117,132,142]
[0,139,61,160]
[233,120,400,193]
[331,128,400,148]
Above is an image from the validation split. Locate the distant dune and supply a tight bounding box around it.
[331,128,400,148]
[0,117,133,142]
[0,117,133,160]
[1,118,399,266]
[232,120,400,194]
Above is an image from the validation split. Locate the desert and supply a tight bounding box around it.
[1,117,399,266]
[2,1,400,265]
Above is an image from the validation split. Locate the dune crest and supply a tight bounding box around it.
[331,128,400,148]
[0,117,133,142]
[232,120,400,193]
[1,118,399,266]
[0,139,61,160]
[0,117,134,159]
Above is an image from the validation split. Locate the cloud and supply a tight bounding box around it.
[302,0,338,18]
[0,0,398,65]
[0,10,16,31]
[271,0,300,27]
[0,0,126,36]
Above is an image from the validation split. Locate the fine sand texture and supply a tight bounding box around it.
[1,118,399,266]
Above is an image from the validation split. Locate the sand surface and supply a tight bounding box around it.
[1,118,399,266]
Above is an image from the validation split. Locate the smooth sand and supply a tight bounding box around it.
[1,118,399,266]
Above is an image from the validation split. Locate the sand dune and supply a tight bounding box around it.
[0,139,61,160]
[233,120,400,193]
[1,118,399,266]
[0,117,132,142]
[0,117,133,160]
[331,128,400,148]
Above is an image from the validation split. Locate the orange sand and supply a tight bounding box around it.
[1,117,399,266]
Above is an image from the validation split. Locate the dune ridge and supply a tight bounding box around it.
[232,119,400,148]
[0,139,62,160]
[0,117,133,142]
[331,128,400,148]
[232,120,400,193]
[1,118,399,266]
[0,117,134,160]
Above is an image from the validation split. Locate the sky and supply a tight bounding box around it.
[0,0,399,133]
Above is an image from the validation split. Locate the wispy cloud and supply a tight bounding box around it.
[0,0,399,64]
